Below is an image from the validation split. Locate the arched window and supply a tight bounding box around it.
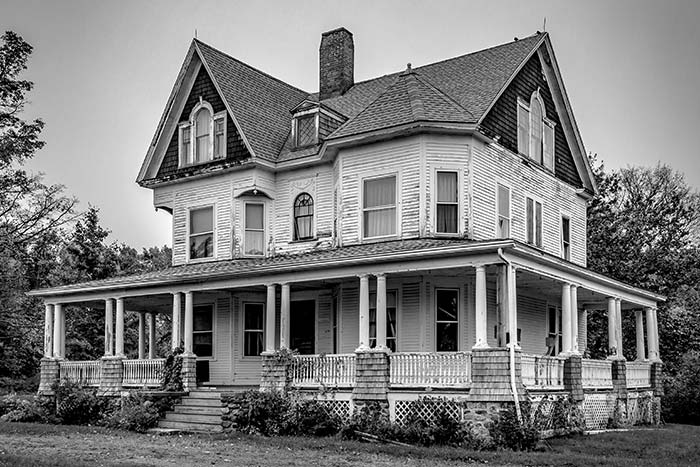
[517,90,555,171]
[529,94,544,164]
[293,193,314,240]
[195,107,211,162]
[178,100,227,167]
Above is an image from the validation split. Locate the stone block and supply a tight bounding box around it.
[38,358,60,395]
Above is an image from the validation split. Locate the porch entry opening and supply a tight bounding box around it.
[194,304,213,383]
[290,300,315,354]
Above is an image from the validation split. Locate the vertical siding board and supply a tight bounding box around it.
[209,295,231,384]
[517,295,548,355]
[340,285,359,353]
[400,282,421,352]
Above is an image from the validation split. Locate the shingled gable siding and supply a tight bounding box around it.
[480,51,583,189]
[471,138,587,266]
[156,67,251,180]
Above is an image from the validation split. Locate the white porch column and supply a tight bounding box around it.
[607,297,617,357]
[561,282,572,355]
[104,299,114,356]
[570,285,579,354]
[646,307,660,361]
[474,265,488,348]
[280,283,290,349]
[138,312,146,360]
[635,310,645,361]
[375,274,387,350]
[615,298,624,359]
[44,303,54,358]
[148,313,156,359]
[357,274,370,351]
[53,304,63,358]
[183,291,194,355]
[115,298,125,357]
[265,284,276,353]
[171,292,181,350]
[507,265,518,348]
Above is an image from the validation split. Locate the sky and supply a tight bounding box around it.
[2,0,699,249]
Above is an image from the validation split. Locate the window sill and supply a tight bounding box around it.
[289,237,317,244]
[361,234,399,243]
[187,256,216,264]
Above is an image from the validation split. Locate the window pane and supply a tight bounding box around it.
[190,207,213,234]
[517,103,530,156]
[437,172,458,203]
[293,194,314,240]
[196,108,210,137]
[498,184,510,218]
[214,118,225,158]
[244,304,263,329]
[562,217,570,243]
[245,203,264,230]
[436,289,458,322]
[194,306,212,332]
[526,198,534,243]
[530,98,543,163]
[437,323,457,352]
[535,202,542,247]
[296,115,317,147]
[190,233,213,259]
[364,208,396,237]
[193,333,212,357]
[436,204,458,233]
[364,177,396,208]
[244,332,263,356]
[244,231,264,255]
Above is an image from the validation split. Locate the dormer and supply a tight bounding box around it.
[290,100,346,149]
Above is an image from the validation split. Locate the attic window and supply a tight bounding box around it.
[517,91,555,171]
[294,113,318,148]
[179,100,227,167]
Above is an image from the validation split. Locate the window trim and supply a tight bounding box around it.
[292,110,319,148]
[178,100,227,168]
[192,303,216,360]
[292,192,315,241]
[432,167,462,236]
[186,204,216,262]
[360,172,400,241]
[242,301,265,358]
[525,195,544,248]
[517,93,556,172]
[212,110,227,160]
[495,180,512,239]
[243,200,266,257]
[434,287,461,352]
[560,212,572,261]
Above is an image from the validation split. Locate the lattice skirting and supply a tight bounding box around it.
[391,397,466,425]
[626,391,657,425]
[529,394,556,431]
[583,392,617,430]
[317,400,353,422]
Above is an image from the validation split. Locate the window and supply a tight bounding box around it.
[290,300,315,354]
[561,216,571,260]
[331,296,338,354]
[193,305,213,357]
[243,303,264,357]
[295,114,317,147]
[369,290,398,351]
[363,175,396,238]
[546,305,562,355]
[436,289,459,352]
[244,202,265,256]
[526,197,543,248]
[178,102,226,166]
[497,183,511,238]
[436,171,458,234]
[517,92,555,171]
[189,206,214,259]
[293,193,314,240]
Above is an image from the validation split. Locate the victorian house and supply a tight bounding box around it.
[31,28,663,432]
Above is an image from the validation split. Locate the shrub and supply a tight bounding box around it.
[229,390,292,435]
[663,351,700,424]
[289,399,341,437]
[160,347,184,391]
[0,393,52,423]
[53,380,106,425]
[490,403,540,451]
[103,393,160,433]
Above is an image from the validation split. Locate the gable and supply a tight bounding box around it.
[480,50,583,188]
[155,67,251,180]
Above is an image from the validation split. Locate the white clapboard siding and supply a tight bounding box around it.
[471,140,587,266]
[400,282,421,352]
[209,295,232,384]
[339,137,422,244]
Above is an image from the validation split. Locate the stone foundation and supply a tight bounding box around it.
[260,354,291,392]
[180,354,197,391]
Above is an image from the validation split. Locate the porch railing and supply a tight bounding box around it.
[521,355,565,389]
[59,360,101,387]
[290,354,356,388]
[122,358,165,387]
[389,352,472,387]
[582,358,613,389]
[626,361,652,388]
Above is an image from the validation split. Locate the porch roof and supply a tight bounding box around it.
[27,238,664,306]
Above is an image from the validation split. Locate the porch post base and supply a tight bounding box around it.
[352,350,389,402]
[650,361,664,397]
[611,359,627,397]
[564,354,584,402]
[260,354,291,393]
[99,356,124,395]
[468,348,525,403]
[38,358,60,395]
[180,354,197,392]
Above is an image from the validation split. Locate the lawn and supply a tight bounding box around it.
[0,422,699,467]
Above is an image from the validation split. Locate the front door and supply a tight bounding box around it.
[290,300,315,354]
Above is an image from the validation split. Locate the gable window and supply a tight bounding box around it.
[497,183,511,238]
[517,92,555,171]
[526,197,543,248]
[193,305,213,357]
[363,175,397,238]
[244,202,265,256]
[179,101,226,166]
[436,289,459,352]
[295,114,317,147]
[189,206,214,260]
[436,171,458,234]
[243,303,264,357]
[561,215,571,260]
[293,193,314,240]
[369,290,398,352]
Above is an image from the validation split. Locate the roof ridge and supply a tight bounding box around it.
[194,38,309,96]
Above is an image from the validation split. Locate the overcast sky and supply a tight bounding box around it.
[2,0,699,249]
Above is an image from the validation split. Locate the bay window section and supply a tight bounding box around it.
[369,290,398,352]
[436,289,459,352]
[497,183,511,238]
[193,305,213,357]
[436,171,458,234]
[526,197,543,248]
[243,303,264,357]
[363,175,396,238]
[244,202,265,256]
[189,206,214,260]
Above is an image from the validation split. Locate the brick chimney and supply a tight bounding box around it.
[319,27,354,100]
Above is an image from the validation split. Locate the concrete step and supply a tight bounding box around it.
[174,405,224,416]
[179,397,224,408]
[164,413,222,424]
[157,420,223,433]
[186,391,222,399]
